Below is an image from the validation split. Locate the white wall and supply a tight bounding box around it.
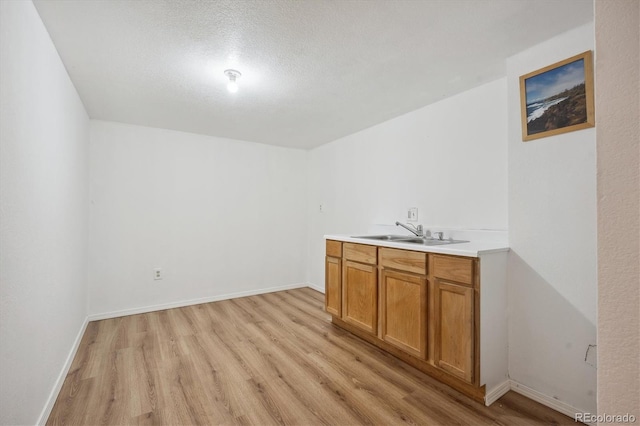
[0,3,604,422]
[595,0,639,418]
[306,78,508,288]
[88,121,308,316]
[0,2,90,425]
[506,23,597,414]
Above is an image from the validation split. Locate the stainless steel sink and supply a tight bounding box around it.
[351,235,413,241]
[352,235,469,245]
[398,237,469,246]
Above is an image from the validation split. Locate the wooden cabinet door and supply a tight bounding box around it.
[325,256,342,317]
[434,279,474,383]
[380,269,426,358]
[342,261,377,334]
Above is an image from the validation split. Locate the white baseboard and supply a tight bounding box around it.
[485,380,590,423]
[307,282,324,293]
[484,380,511,406]
[37,316,89,425]
[509,380,587,423]
[39,283,311,424]
[87,282,309,321]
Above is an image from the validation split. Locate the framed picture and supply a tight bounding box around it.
[520,50,595,141]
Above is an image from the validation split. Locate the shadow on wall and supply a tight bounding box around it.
[507,251,597,413]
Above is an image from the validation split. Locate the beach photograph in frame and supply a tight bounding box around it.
[520,51,595,141]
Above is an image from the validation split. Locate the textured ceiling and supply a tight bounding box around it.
[34,0,593,149]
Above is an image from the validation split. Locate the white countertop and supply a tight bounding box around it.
[325,234,510,257]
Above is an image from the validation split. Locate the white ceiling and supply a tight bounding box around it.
[34,0,593,149]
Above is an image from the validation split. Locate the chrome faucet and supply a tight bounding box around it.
[395,221,424,237]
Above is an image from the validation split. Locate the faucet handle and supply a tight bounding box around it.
[433,231,444,240]
[395,221,424,237]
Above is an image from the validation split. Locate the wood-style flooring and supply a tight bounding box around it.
[48,288,574,425]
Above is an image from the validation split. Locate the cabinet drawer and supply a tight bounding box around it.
[379,247,427,275]
[432,255,474,285]
[326,240,342,258]
[343,243,377,264]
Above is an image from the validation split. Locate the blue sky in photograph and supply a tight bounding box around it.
[525,59,585,104]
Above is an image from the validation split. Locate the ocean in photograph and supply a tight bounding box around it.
[526,83,587,135]
[525,58,587,135]
[526,97,569,123]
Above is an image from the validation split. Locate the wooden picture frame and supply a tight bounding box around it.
[519,50,595,141]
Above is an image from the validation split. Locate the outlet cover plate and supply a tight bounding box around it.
[408,208,418,222]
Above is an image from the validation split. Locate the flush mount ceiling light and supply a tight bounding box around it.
[224,69,241,93]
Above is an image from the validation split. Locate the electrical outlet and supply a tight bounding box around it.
[154,268,163,280]
[319,204,324,213]
[407,207,418,222]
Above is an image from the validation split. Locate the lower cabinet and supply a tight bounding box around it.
[324,240,481,400]
[380,269,426,358]
[342,260,377,334]
[434,279,475,383]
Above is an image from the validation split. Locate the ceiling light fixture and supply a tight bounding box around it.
[224,69,241,93]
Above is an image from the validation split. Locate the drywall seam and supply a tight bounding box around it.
[87,283,308,321]
[36,317,89,426]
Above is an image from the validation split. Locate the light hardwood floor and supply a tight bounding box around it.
[48,288,575,425]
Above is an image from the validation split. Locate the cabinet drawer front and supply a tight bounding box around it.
[343,243,377,264]
[432,255,474,285]
[379,247,427,275]
[326,240,342,258]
